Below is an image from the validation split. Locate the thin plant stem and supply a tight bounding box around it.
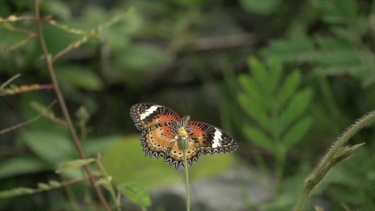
[63,181,81,211]
[97,156,121,211]
[182,149,191,211]
[33,1,110,210]
[294,110,375,211]
[0,100,57,134]
[0,73,21,90]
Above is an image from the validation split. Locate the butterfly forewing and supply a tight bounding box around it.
[130,103,181,131]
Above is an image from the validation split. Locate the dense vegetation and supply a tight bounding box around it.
[1,0,375,210]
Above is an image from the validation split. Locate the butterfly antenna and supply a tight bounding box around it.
[183,100,189,116]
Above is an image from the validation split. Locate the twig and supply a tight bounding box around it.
[0,84,54,96]
[189,33,256,51]
[33,1,111,210]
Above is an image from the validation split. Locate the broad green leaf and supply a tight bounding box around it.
[83,136,119,156]
[56,65,103,91]
[101,137,236,188]
[0,156,49,179]
[119,182,151,207]
[276,70,301,107]
[55,158,96,173]
[242,125,276,154]
[101,137,179,187]
[42,1,71,20]
[281,116,313,149]
[238,93,271,131]
[22,131,75,165]
[279,88,313,132]
[115,44,172,70]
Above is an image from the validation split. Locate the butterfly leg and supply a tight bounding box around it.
[164,138,176,158]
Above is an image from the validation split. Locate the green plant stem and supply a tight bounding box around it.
[294,110,375,211]
[182,149,191,211]
[33,1,110,210]
[97,156,121,211]
[63,181,81,211]
[275,150,286,192]
[0,73,21,90]
[0,100,56,134]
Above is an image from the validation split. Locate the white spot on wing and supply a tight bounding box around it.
[140,105,159,120]
[212,129,222,148]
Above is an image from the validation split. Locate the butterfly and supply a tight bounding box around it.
[130,103,238,168]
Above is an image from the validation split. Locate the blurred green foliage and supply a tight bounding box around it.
[238,57,313,185]
[1,0,375,210]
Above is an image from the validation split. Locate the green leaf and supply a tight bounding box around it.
[281,116,313,149]
[119,182,151,208]
[55,158,96,173]
[262,32,315,63]
[37,183,50,190]
[22,131,75,165]
[335,0,357,23]
[267,58,283,93]
[56,65,103,91]
[115,44,172,70]
[83,136,119,156]
[238,93,271,131]
[238,74,263,104]
[0,187,34,198]
[242,125,276,154]
[42,1,71,20]
[276,70,301,108]
[239,0,280,15]
[0,156,49,179]
[48,180,61,188]
[249,57,272,94]
[96,176,113,190]
[279,88,313,132]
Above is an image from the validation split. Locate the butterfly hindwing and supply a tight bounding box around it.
[187,121,238,154]
[141,121,175,158]
[164,128,203,168]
